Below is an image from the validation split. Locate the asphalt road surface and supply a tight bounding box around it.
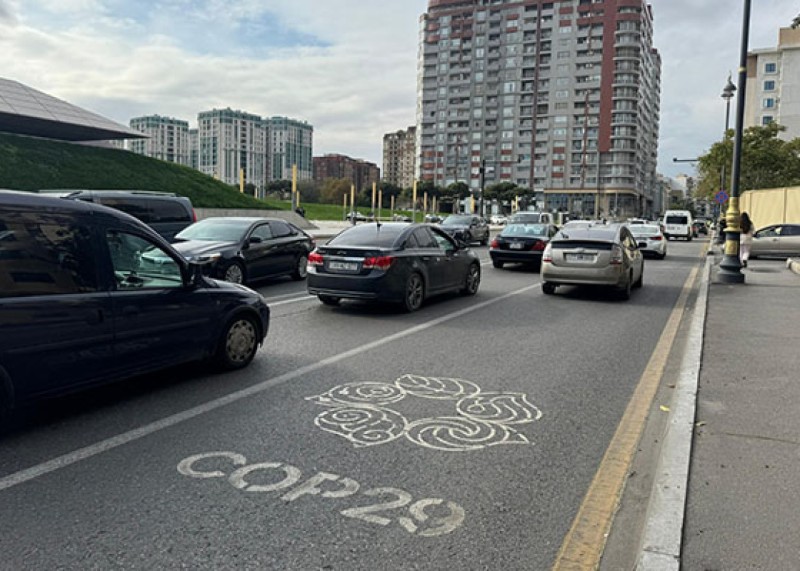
[0,238,707,570]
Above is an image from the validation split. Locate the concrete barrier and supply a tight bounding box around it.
[193,208,316,230]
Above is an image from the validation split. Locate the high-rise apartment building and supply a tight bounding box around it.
[129,115,191,166]
[745,27,800,139]
[314,154,381,192]
[417,0,661,218]
[383,127,417,189]
[188,128,199,170]
[197,108,267,190]
[266,117,314,182]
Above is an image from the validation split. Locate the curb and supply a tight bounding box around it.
[635,258,711,570]
[786,258,800,275]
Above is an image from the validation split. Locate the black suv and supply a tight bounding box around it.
[37,189,195,242]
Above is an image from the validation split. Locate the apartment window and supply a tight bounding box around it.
[763,80,775,91]
[762,116,774,125]
[763,98,775,109]
[765,62,777,73]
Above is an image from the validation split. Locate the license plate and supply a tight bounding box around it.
[510,242,524,250]
[566,253,595,263]
[638,242,648,249]
[328,261,359,271]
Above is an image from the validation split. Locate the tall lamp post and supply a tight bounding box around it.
[718,0,751,284]
[718,76,736,221]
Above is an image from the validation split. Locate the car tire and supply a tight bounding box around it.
[403,272,424,312]
[634,264,644,288]
[480,235,488,246]
[492,259,504,269]
[461,263,481,296]
[463,232,473,244]
[318,295,341,306]
[214,313,259,370]
[291,254,309,281]
[223,260,246,284]
[618,273,633,300]
[542,282,556,295]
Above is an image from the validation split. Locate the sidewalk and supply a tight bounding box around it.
[680,254,800,569]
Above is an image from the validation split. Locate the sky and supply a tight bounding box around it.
[0,0,797,179]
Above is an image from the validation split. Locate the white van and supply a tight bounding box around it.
[663,210,693,241]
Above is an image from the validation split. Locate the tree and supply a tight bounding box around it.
[695,122,800,199]
[297,180,320,204]
[319,178,353,205]
[484,182,520,202]
[243,182,257,197]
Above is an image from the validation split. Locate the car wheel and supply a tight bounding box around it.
[542,282,556,295]
[658,252,666,260]
[403,272,424,312]
[223,260,246,284]
[461,263,480,296]
[618,273,633,300]
[291,254,309,281]
[492,259,504,269]
[634,264,644,288]
[463,232,473,244]
[480,235,488,246]
[318,295,340,306]
[214,313,259,370]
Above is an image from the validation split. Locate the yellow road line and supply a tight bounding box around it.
[552,264,701,571]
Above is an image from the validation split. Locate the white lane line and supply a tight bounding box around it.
[0,282,541,492]
[262,291,314,302]
[269,295,317,307]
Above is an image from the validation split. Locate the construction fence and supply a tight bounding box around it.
[739,186,800,227]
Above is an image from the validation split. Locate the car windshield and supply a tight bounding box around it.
[510,213,541,223]
[176,219,248,242]
[327,223,406,247]
[501,223,547,237]
[631,225,661,237]
[442,215,473,225]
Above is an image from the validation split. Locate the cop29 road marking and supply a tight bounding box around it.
[177,451,465,536]
[0,281,541,492]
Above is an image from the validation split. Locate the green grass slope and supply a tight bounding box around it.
[0,133,283,209]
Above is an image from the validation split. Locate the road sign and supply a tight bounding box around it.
[715,190,729,204]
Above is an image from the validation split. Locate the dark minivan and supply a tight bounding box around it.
[0,190,269,422]
[37,189,196,242]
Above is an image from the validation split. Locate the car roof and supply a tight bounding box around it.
[196,217,288,225]
[555,223,623,241]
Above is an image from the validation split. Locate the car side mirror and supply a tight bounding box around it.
[249,236,263,244]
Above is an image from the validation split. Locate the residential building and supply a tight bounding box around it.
[188,128,198,170]
[416,0,661,218]
[745,27,800,139]
[313,154,380,192]
[266,117,314,182]
[129,115,191,165]
[197,108,267,190]
[383,127,417,189]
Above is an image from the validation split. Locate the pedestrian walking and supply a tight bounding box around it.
[740,211,754,267]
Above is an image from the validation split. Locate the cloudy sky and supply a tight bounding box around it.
[0,0,797,179]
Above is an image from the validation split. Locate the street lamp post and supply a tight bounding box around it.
[718,0,751,284]
[719,76,736,214]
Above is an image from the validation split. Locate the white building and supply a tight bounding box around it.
[745,27,800,139]
[383,127,417,189]
[197,108,267,190]
[129,115,191,166]
[266,117,314,182]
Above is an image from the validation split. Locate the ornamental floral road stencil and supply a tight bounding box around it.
[305,375,543,452]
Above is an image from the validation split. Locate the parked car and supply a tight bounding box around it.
[490,214,508,225]
[306,222,481,312]
[36,189,196,242]
[630,223,668,259]
[508,211,555,225]
[393,214,413,222]
[750,223,800,258]
[541,222,644,300]
[346,211,372,222]
[162,217,315,285]
[439,215,490,245]
[0,190,270,422]
[424,214,443,223]
[489,223,559,270]
[692,220,708,235]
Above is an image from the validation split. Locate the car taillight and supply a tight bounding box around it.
[542,244,553,263]
[610,244,624,265]
[490,239,500,248]
[363,256,394,270]
[531,240,546,251]
[651,236,663,241]
[308,251,324,266]
[192,208,198,222]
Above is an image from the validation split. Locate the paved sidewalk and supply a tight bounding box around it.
[681,256,800,569]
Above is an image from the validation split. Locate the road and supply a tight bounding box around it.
[0,238,707,570]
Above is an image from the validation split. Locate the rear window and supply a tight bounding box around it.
[631,226,661,236]
[97,197,152,222]
[510,213,542,223]
[501,223,547,237]
[149,199,191,223]
[327,224,406,248]
[666,215,688,225]
[551,241,613,250]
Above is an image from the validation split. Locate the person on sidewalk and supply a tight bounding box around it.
[740,211,754,267]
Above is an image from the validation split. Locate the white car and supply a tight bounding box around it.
[490,214,508,225]
[630,224,667,259]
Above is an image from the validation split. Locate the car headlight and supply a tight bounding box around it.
[188,252,222,264]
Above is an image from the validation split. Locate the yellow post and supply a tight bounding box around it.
[412,180,418,223]
[239,168,245,193]
[292,164,298,208]
[423,191,428,214]
[351,184,356,214]
[470,195,475,213]
[378,189,383,220]
[371,182,377,215]
[391,194,395,217]
[343,193,348,221]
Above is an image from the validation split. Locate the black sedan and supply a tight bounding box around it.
[439,214,490,245]
[166,217,315,285]
[307,223,481,312]
[489,223,558,270]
